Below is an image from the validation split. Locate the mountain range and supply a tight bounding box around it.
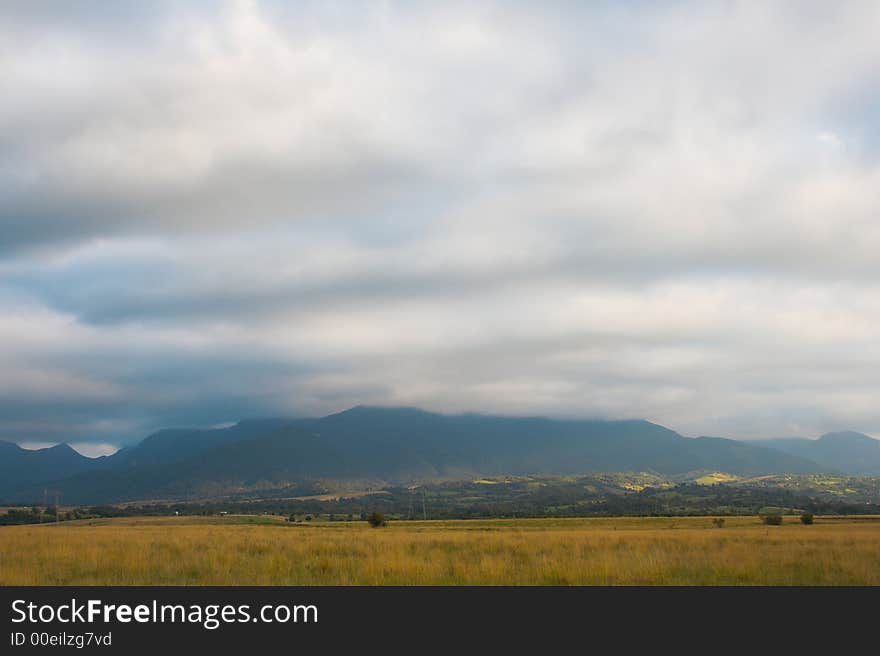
[758,431,880,475]
[1,406,878,504]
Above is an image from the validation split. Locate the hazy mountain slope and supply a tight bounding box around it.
[687,437,821,475]
[105,418,316,468]
[760,431,880,475]
[170,427,359,484]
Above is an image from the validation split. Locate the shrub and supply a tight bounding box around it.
[761,515,783,525]
[712,518,725,528]
[800,512,814,525]
[366,511,386,528]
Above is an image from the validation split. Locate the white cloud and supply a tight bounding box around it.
[2,1,880,445]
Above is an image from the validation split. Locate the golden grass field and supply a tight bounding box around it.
[2,515,879,585]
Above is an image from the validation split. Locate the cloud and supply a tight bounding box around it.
[2,1,880,446]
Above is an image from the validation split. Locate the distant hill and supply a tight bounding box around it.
[759,431,880,475]
[1,407,832,504]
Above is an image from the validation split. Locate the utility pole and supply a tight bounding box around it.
[55,492,60,524]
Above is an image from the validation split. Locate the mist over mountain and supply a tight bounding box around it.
[3,406,876,505]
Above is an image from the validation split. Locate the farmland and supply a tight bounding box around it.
[2,515,879,586]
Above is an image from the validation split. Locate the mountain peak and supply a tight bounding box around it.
[818,431,877,444]
[47,442,78,453]
[331,405,436,418]
[354,405,429,413]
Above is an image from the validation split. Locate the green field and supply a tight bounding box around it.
[2,515,880,585]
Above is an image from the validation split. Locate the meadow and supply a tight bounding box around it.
[1,515,879,585]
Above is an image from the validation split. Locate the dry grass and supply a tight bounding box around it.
[2,515,879,585]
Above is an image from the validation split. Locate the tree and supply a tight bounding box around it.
[366,511,386,528]
[800,512,814,525]
[761,514,783,525]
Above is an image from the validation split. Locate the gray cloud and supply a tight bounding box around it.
[2,1,880,447]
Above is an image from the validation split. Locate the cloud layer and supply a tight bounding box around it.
[2,1,880,446]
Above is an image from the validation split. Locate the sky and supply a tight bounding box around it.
[2,1,880,452]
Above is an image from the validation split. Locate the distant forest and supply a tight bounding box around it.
[4,474,880,525]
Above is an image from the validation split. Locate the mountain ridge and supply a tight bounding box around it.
[3,407,876,504]
[757,430,880,475]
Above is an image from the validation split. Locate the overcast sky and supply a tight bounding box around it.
[2,1,879,453]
